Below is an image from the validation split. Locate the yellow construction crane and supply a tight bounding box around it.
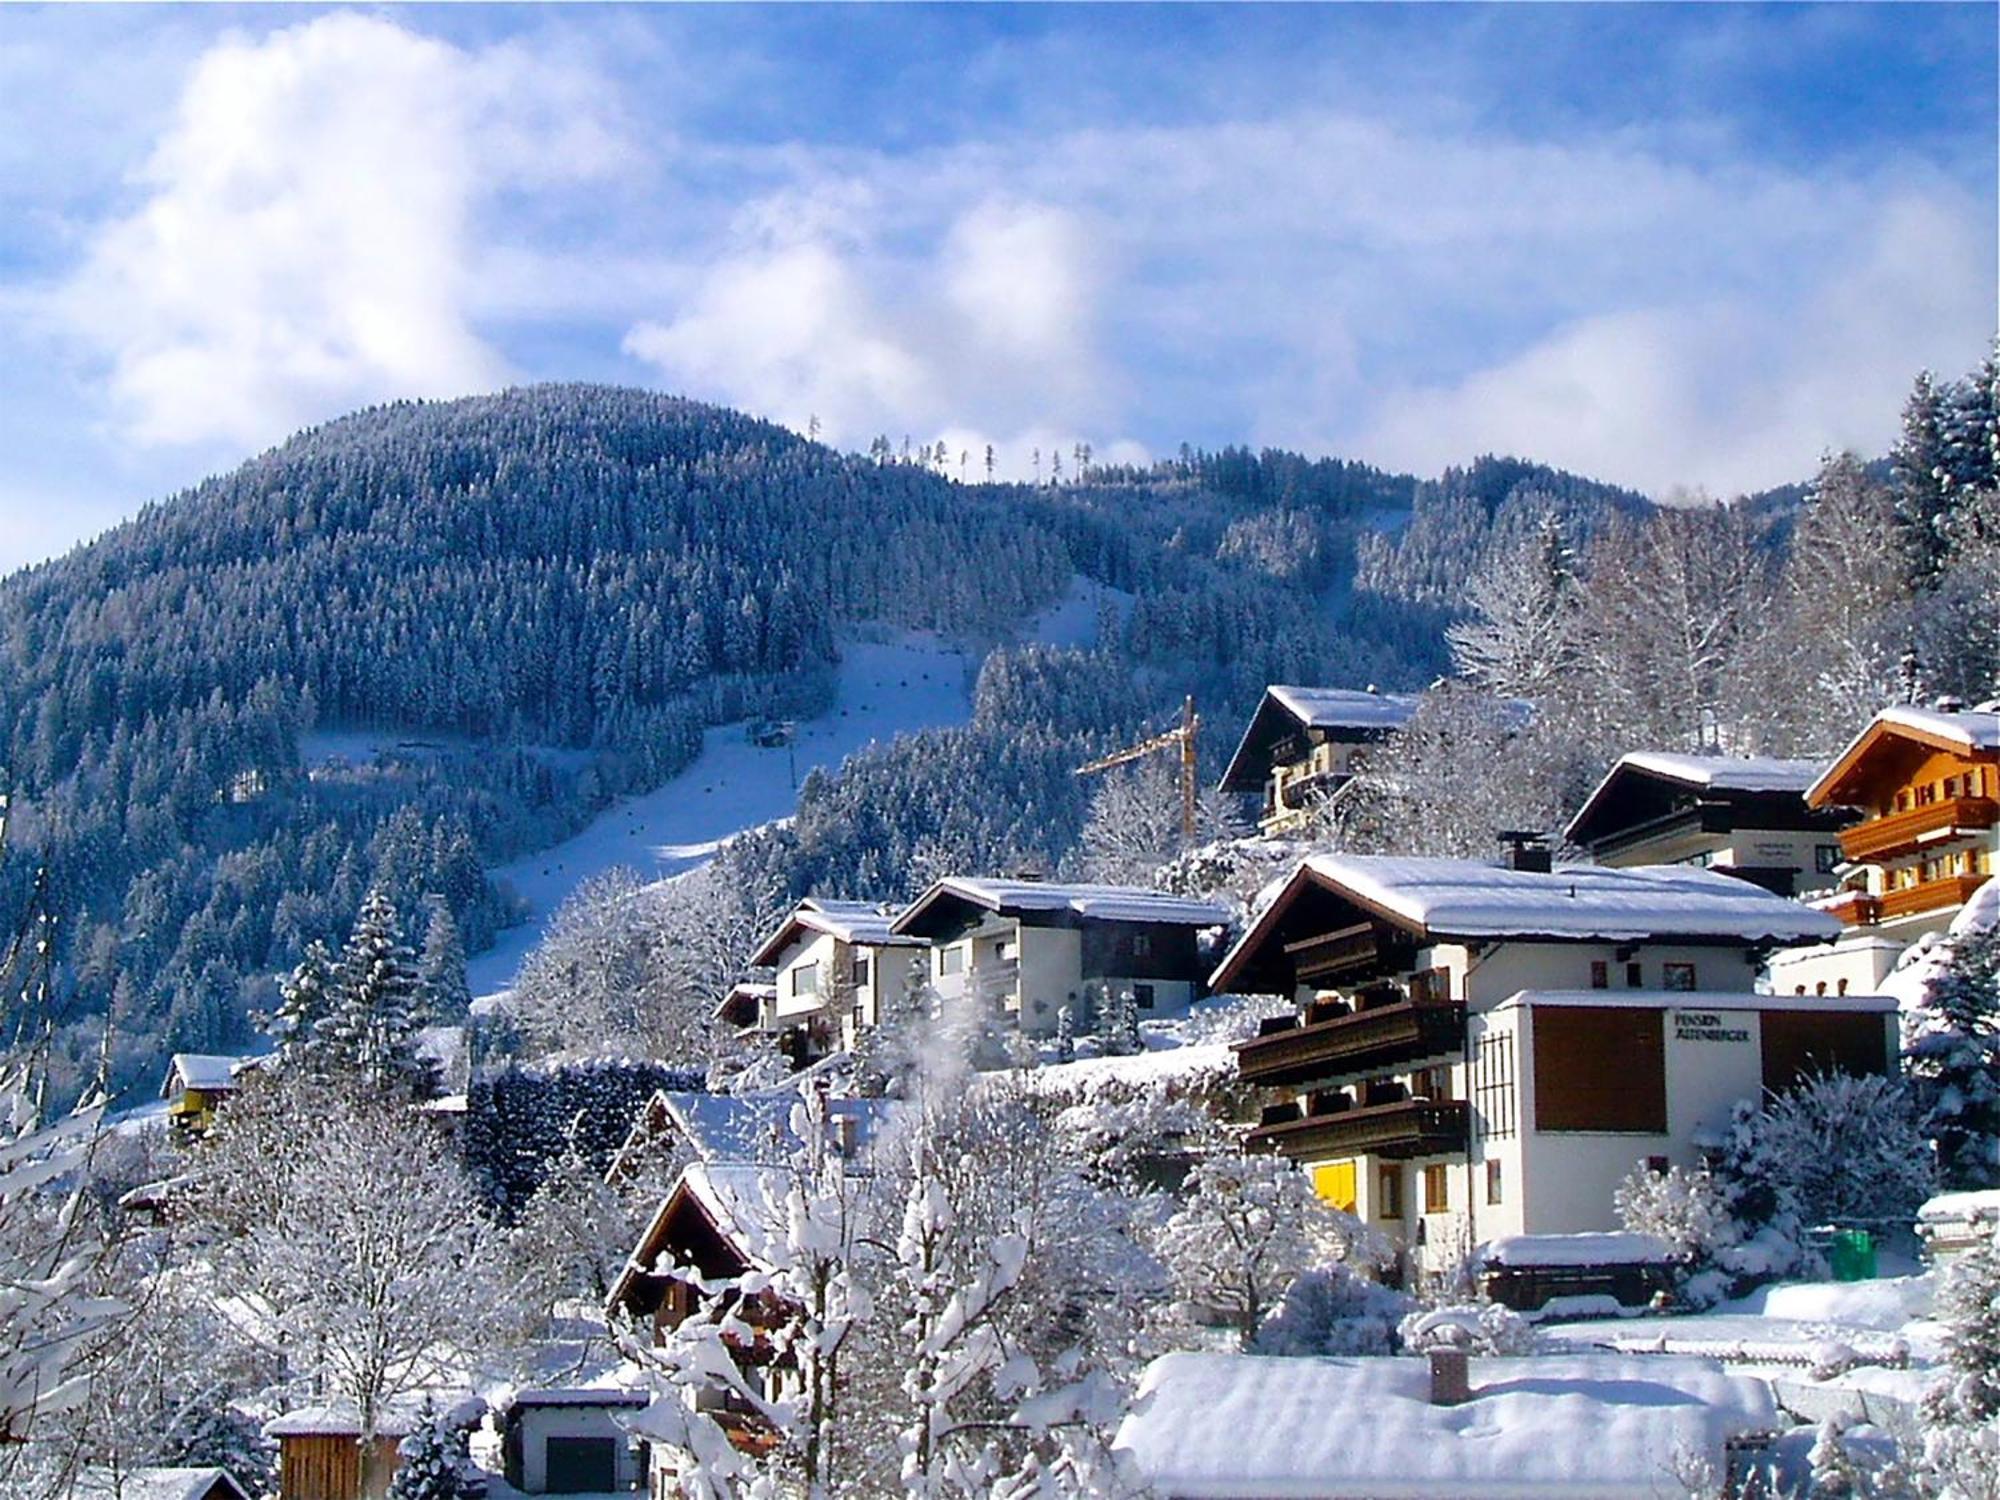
[1074,695,1200,842]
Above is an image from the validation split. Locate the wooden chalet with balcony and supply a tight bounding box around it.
[1217,685,1420,834]
[746,898,927,1059]
[1770,703,2000,996]
[889,877,1230,1036]
[1564,752,1853,896]
[1214,853,1886,1284]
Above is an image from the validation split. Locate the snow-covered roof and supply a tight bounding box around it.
[510,1387,649,1408]
[1115,1351,1778,1500]
[893,877,1230,937]
[1268,685,1423,732]
[1617,751,1825,794]
[161,1053,240,1097]
[749,897,925,967]
[1918,1189,2000,1227]
[264,1403,417,1438]
[659,1090,896,1164]
[1809,704,2000,806]
[74,1468,252,1500]
[1211,856,1845,992]
[677,1160,794,1273]
[1487,989,1896,1016]
[1479,1232,1674,1268]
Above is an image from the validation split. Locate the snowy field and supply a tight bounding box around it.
[467,634,974,997]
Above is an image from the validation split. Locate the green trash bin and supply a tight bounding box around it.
[1826,1228,1876,1282]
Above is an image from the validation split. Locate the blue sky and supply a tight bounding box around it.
[0,3,1992,569]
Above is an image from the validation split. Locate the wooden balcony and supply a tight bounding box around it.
[1247,1098,1470,1162]
[1840,797,1998,861]
[1234,998,1466,1087]
[1878,873,1990,923]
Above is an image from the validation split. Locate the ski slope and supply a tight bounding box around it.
[467,633,974,998]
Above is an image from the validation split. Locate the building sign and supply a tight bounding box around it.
[1673,1010,1752,1045]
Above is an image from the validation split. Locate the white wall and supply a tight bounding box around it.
[1016,924,1083,1035]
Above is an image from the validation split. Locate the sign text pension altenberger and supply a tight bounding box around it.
[1672,1010,1751,1044]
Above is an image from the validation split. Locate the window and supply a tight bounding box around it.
[1133,982,1156,1010]
[1471,1031,1517,1140]
[1625,962,1644,988]
[1422,1164,1449,1214]
[791,964,819,998]
[939,947,964,977]
[1662,962,1696,992]
[1646,1155,1669,1175]
[1378,1166,1403,1219]
[1415,1066,1454,1102]
[1815,845,1842,875]
[1485,1159,1503,1205]
[851,953,872,990]
[1589,960,1609,990]
[1312,1160,1357,1212]
[1131,933,1152,958]
[1533,1005,1667,1133]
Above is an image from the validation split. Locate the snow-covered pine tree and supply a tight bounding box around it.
[417,902,472,1024]
[1892,370,1957,591]
[1054,1005,1074,1065]
[1907,922,2000,1190]
[263,939,336,1070]
[319,887,432,1097]
[385,1397,479,1500]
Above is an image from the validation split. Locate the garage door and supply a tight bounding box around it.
[545,1435,618,1494]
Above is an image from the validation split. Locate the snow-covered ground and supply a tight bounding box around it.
[467,576,1129,998]
[468,634,974,997]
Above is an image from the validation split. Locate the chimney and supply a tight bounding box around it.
[1498,830,1552,874]
[1429,1347,1470,1405]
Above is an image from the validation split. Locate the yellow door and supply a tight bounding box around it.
[1311,1159,1358,1213]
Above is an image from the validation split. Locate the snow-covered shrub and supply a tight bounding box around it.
[1926,1231,2000,1428]
[1906,921,2000,1192]
[1157,1151,1390,1348]
[1613,1162,1746,1309]
[1716,1073,1935,1238]
[1252,1265,1413,1357]
[1397,1301,1542,1356]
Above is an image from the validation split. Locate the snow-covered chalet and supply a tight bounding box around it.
[1216,685,1420,835]
[1214,853,1893,1281]
[744,897,929,1057]
[1770,701,2000,997]
[1564,751,1853,897]
[889,877,1231,1036]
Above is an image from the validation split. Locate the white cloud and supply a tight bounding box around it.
[623,192,1134,472]
[55,13,625,450]
[1353,189,1992,496]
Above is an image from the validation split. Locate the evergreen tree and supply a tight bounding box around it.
[319,888,431,1097]
[1907,924,2000,1190]
[385,1397,480,1500]
[1891,370,1956,590]
[417,903,472,1024]
[264,940,336,1070]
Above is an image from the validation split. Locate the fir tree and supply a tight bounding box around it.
[1054,1003,1075,1064]
[264,940,336,1070]
[1908,923,2000,1190]
[1891,370,1956,590]
[319,888,431,1097]
[417,902,472,1024]
[385,1397,479,1500]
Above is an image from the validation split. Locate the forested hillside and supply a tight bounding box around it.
[0,385,1650,1097]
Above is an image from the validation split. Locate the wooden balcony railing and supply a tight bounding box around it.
[1246,1098,1470,1162]
[1878,873,1990,923]
[1234,998,1466,1088]
[1840,797,1999,862]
